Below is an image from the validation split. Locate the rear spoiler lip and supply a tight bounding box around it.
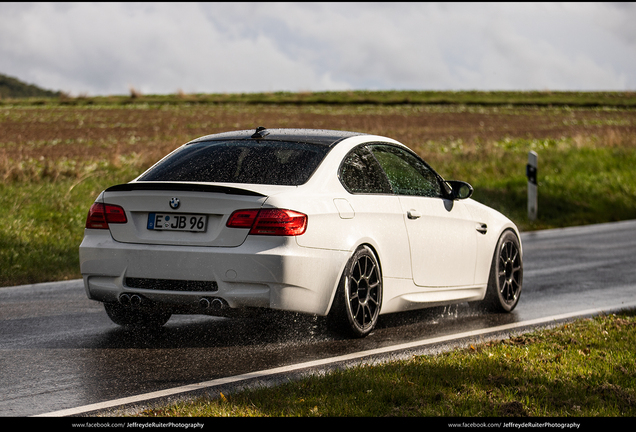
[104,182,266,197]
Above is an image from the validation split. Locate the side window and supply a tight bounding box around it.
[339,146,392,194]
[369,144,442,197]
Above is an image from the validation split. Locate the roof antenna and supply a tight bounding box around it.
[251,126,270,138]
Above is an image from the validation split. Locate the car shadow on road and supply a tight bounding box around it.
[88,302,519,351]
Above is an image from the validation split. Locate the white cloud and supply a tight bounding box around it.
[0,2,634,95]
[0,2,352,95]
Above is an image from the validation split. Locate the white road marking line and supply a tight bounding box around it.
[523,257,633,277]
[34,300,636,417]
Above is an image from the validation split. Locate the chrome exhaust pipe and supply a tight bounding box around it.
[119,293,142,308]
[130,294,142,307]
[119,293,131,306]
[211,298,224,311]
[199,297,226,311]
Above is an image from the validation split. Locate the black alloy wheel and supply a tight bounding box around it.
[331,245,383,337]
[482,230,523,312]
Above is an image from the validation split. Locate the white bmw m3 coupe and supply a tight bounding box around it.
[79,127,523,337]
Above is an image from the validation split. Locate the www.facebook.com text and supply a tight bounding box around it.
[448,422,581,429]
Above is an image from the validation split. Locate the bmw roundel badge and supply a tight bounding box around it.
[169,197,180,210]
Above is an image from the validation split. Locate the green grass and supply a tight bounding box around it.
[436,137,636,232]
[136,310,636,417]
[0,163,138,286]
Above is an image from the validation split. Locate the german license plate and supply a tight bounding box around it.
[147,213,207,232]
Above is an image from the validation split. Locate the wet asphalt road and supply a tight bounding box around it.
[1,220,636,417]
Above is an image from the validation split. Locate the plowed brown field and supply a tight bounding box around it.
[2,104,635,182]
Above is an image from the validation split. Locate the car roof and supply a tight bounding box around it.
[188,128,367,147]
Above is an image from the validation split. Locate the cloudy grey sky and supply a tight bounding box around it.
[1,2,635,96]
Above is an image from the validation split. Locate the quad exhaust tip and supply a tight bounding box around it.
[119,293,142,307]
[199,297,226,311]
[118,293,226,312]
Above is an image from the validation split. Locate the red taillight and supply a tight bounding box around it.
[226,209,260,229]
[251,209,307,236]
[227,209,307,236]
[85,203,128,229]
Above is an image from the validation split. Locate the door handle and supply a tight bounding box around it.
[407,210,422,219]
[476,223,488,234]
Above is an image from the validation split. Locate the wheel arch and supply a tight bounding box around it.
[357,242,383,276]
[325,241,384,316]
[495,225,523,257]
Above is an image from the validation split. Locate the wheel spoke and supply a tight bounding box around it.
[352,303,361,323]
[510,249,518,263]
[501,282,508,299]
[361,305,369,326]
[360,258,368,279]
[365,260,374,279]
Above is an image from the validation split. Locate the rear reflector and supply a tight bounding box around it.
[227,209,307,236]
[85,203,128,229]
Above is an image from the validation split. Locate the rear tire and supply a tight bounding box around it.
[479,230,523,312]
[329,246,382,338]
[104,302,172,328]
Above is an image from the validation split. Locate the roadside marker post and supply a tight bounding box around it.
[527,151,538,221]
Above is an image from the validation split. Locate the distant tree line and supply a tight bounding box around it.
[0,73,61,98]
[1,71,635,107]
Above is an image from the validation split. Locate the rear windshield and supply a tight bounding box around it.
[138,140,331,185]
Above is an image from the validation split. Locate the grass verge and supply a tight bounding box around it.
[136,310,636,417]
[0,163,138,286]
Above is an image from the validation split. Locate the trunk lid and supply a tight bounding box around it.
[101,182,268,247]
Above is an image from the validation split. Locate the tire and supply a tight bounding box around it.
[104,301,172,328]
[480,230,523,312]
[329,245,383,337]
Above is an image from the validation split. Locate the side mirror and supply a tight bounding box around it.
[446,180,473,200]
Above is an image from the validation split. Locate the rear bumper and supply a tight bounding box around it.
[79,230,348,316]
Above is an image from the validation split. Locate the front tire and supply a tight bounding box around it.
[480,230,523,312]
[329,246,383,337]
